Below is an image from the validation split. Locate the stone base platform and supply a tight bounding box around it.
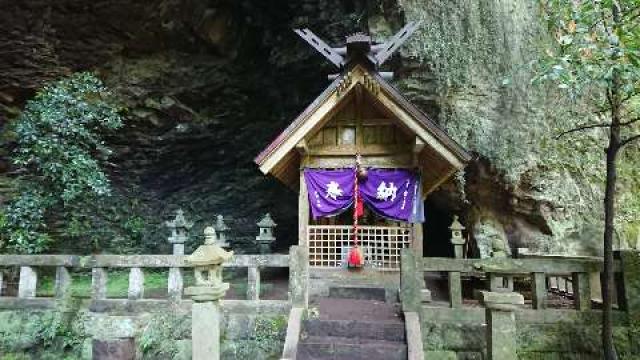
[309,268,400,303]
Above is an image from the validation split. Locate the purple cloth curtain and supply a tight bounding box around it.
[359,169,423,223]
[304,168,355,219]
[303,168,424,223]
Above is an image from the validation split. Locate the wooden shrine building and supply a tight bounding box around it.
[255,26,471,271]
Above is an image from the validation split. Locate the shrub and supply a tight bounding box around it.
[1,72,123,253]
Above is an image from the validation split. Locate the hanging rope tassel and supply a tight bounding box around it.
[348,154,364,268]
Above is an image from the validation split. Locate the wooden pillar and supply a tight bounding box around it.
[299,171,309,248]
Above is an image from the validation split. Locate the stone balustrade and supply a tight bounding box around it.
[0,246,307,307]
[400,249,640,359]
[415,254,615,310]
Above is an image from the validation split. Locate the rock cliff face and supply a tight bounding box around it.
[1,0,637,254]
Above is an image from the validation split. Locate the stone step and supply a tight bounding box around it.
[297,336,407,360]
[302,319,406,342]
[328,286,386,302]
[316,298,402,322]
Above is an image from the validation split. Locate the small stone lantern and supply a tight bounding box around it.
[185,227,233,301]
[214,214,230,249]
[256,213,277,254]
[450,215,466,259]
[184,226,233,360]
[165,209,193,255]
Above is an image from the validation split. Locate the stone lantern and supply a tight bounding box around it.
[256,213,277,254]
[185,227,233,301]
[214,214,230,249]
[165,209,193,255]
[185,226,233,360]
[450,215,466,259]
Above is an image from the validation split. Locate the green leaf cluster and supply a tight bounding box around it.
[533,0,640,244]
[535,0,640,109]
[1,72,124,253]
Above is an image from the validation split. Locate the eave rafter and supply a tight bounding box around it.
[255,65,471,192]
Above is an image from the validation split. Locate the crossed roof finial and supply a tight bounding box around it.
[293,21,422,69]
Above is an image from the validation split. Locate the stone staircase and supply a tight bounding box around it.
[296,286,407,360]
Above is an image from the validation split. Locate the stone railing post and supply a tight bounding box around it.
[185,226,233,360]
[566,277,573,296]
[401,249,428,312]
[55,266,72,298]
[128,267,145,300]
[289,245,309,307]
[572,272,591,311]
[448,271,462,308]
[18,266,37,298]
[477,291,524,360]
[531,272,546,309]
[559,276,568,293]
[168,268,183,301]
[92,267,108,300]
[247,266,260,300]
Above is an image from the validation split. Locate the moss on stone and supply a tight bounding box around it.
[0,297,87,358]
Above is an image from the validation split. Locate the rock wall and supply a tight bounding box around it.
[0,0,637,255]
[393,0,639,256]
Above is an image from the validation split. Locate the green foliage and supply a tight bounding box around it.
[0,297,86,358]
[535,0,640,102]
[138,312,191,359]
[0,354,31,360]
[1,190,53,253]
[33,308,85,351]
[533,0,640,245]
[1,72,124,253]
[251,316,287,354]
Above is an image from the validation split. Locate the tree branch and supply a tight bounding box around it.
[619,134,640,148]
[621,116,640,126]
[556,122,611,139]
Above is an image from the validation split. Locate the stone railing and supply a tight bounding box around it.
[400,249,640,359]
[0,245,307,309]
[401,250,617,311]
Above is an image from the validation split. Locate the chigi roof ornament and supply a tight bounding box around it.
[294,21,422,74]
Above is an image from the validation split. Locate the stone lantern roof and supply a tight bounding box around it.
[257,213,277,228]
[186,227,233,267]
[449,215,465,232]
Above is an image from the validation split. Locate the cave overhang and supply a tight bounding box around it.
[254,64,472,195]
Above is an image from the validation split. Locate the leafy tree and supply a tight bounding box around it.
[535,0,639,358]
[0,72,123,253]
